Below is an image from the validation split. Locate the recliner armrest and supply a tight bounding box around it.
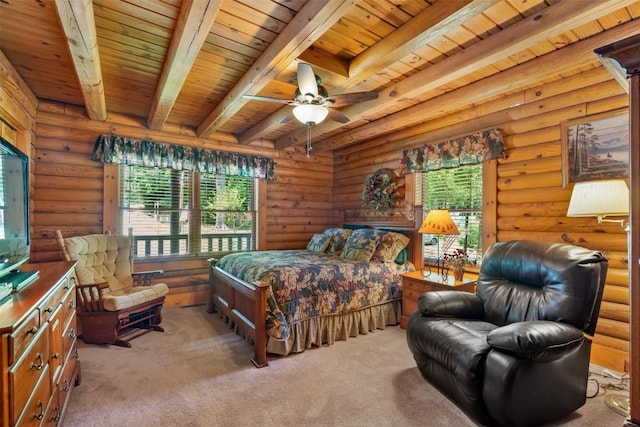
[76,282,110,312]
[76,282,109,290]
[487,320,584,362]
[418,291,484,318]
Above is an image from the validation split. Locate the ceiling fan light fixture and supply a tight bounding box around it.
[293,104,329,126]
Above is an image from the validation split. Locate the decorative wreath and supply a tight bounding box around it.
[362,169,399,213]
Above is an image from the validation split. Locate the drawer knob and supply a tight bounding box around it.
[52,352,60,360]
[32,400,44,421]
[44,306,54,313]
[62,378,70,392]
[31,353,44,371]
[26,326,38,335]
[69,328,77,339]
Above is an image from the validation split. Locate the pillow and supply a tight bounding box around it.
[371,231,410,263]
[394,248,408,264]
[306,233,332,253]
[323,228,353,255]
[340,228,382,261]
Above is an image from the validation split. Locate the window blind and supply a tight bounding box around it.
[422,164,483,262]
[119,165,255,258]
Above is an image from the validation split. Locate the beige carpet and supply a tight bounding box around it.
[62,306,628,427]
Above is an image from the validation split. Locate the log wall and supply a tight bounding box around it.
[333,65,630,371]
[30,101,334,307]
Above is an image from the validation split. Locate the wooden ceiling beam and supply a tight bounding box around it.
[313,18,640,152]
[345,0,496,86]
[237,108,292,145]
[147,0,221,130]
[196,0,356,138]
[275,0,638,150]
[238,0,492,145]
[54,0,106,121]
[297,47,350,78]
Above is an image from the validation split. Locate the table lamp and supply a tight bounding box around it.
[419,209,459,278]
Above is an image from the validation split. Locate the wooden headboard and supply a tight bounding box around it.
[341,206,423,268]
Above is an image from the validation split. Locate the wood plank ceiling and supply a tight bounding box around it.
[1,0,639,152]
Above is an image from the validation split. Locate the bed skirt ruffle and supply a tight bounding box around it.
[265,300,401,356]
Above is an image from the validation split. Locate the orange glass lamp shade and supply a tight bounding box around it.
[419,209,459,235]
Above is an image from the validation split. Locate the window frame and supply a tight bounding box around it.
[103,164,266,260]
[413,159,497,267]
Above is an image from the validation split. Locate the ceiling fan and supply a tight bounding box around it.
[243,63,378,156]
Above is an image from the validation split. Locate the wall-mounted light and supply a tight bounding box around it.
[567,179,629,228]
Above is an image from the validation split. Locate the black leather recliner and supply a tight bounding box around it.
[406,240,608,426]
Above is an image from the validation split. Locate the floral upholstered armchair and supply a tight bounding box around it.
[56,230,169,347]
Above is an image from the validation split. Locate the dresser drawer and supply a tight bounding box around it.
[10,324,50,420]
[9,309,41,366]
[61,273,76,293]
[39,284,66,324]
[403,282,429,302]
[48,305,64,387]
[62,315,78,361]
[58,351,79,411]
[60,286,76,330]
[43,385,62,427]
[15,364,51,427]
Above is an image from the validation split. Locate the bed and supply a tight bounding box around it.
[207,225,418,367]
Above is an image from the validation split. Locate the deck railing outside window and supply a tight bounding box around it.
[131,232,252,257]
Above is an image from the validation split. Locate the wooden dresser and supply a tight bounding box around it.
[0,261,80,426]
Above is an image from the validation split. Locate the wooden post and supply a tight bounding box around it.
[595,34,640,427]
[55,229,71,261]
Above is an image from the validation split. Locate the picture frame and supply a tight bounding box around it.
[561,109,629,188]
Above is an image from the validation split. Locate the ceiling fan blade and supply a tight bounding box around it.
[280,113,294,124]
[326,91,378,108]
[327,108,350,124]
[297,63,318,97]
[243,94,293,105]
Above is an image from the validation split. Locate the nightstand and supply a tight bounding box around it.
[400,270,477,328]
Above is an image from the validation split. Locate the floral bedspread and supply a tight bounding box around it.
[217,250,415,340]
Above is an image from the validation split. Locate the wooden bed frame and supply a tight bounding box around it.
[207,219,421,368]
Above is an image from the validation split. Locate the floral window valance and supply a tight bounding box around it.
[91,134,276,180]
[399,128,505,175]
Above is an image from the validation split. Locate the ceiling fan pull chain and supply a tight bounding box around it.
[306,124,312,158]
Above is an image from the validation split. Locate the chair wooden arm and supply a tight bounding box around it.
[132,269,164,286]
[75,282,110,313]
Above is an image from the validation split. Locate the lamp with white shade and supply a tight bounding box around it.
[567,179,630,416]
[567,179,629,228]
[418,209,459,278]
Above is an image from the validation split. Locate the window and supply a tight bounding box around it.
[119,165,256,258]
[421,164,483,263]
